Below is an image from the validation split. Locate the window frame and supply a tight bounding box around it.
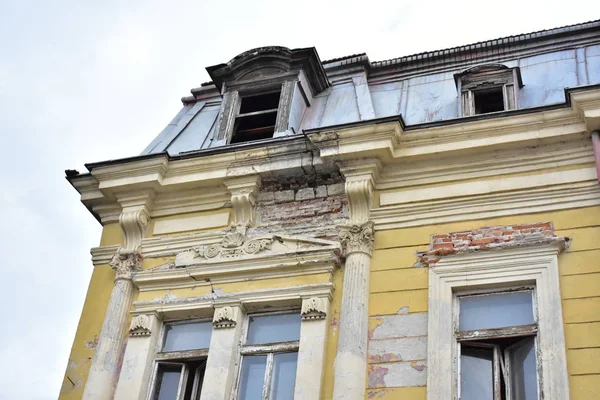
[453,286,542,399]
[146,318,213,400]
[426,245,570,400]
[457,65,522,117]
[234,309,302,400]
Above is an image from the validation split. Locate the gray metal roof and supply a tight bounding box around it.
[141,20,600,157]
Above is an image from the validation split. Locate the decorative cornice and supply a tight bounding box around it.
[301,297,328,320]
[212,306,241,329]
[129,315,152,337]
[224,175,261,229]
[339,222,374,257]
[133,283,334,317]
[109,253,143,280]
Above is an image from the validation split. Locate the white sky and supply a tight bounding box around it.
[0,1,598,398]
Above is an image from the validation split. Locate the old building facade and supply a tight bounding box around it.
[62,20,600,400]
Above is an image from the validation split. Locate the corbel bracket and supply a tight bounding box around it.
[224,175,262,230]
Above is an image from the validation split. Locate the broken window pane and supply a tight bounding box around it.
[460,347,494,400]
[507,337,538,400]
[459,291,534,331]
[474,87,504,114]
[270,352,298,399]
[246,313,301,344]
[163,321,212,352]
[154,364,182,400]
[238,355,267,400]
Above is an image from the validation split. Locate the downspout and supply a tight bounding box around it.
[593,130,600,184]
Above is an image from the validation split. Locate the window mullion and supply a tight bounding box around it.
[262,353,274,400]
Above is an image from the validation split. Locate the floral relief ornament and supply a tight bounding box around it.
[198,231,273,259]
[129,315,152,337]
[339,221,374,256]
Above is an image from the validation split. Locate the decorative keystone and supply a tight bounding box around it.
[129,315,152,337]
[213,306,240,329]
[301,297,328,320]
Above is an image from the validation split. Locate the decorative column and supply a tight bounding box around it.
[332,165,377,400]
[295,296,330,399]
[113,314,161,400]
[83,192,152,400]
[199,303,245,400]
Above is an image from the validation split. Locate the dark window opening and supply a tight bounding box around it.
[474,87,504,114]
[232,91,281,144]
[239,91,280,114]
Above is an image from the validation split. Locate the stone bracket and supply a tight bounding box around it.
[224,175,262,230]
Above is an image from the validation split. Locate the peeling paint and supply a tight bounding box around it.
[368,317,384,340]
[368,365,389,388]
[84,336,99,349]
[410,361,426,372]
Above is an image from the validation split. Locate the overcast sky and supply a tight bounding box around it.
[0,1,598,398]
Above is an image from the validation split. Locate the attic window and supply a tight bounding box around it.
[457,65,522,117]
[231,91,281,144]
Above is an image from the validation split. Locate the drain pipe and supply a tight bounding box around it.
[594,130,600,184]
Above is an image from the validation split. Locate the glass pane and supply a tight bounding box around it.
[459,291,534,331]
[270,352,298,400]
[508,337,538,400]
[246,313,301,344]
[163,321,212,352]
[460,347,494,400]
[154,365,182,400]
[238,356,267,400]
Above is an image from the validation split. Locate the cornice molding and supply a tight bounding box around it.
[372,179,600,230]
[132,283,334,317]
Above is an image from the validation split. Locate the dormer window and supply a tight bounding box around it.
[456,64,523,117]
[207,47,330,146]
[231,90,281,143]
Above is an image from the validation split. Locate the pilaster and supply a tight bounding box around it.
[295,296,330,399]
[113,313,161,400]
[199,302,245,400]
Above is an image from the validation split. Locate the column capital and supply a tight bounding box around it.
[109,253,142,281]
[338,221,374,257]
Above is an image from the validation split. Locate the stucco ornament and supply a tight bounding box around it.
[213,306,239,329]
[198,231,273,260]
[109,253,143,280]
[129,315,152,337]
[301,297,328,320]
[338,222,374,256]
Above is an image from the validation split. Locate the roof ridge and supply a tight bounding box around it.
[371,19,600,67]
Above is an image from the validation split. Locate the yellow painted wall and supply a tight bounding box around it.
[58,264,115,399]
[367,205,600,399]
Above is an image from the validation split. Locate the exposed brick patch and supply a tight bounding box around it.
[417,222,570,266]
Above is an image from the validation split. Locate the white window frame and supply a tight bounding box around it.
[426,245,570,400]
[233,309,301,400]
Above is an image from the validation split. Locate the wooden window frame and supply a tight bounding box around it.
[426,245,570,399]
[454,287,541,399]
[146,318,212,400]
[233,309,301,400]
[458,67,521,117]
